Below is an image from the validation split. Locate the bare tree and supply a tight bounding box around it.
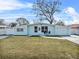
[16,17,29,26]
[9,22,17,28]
[33,0,61,24]
[56,20,65,26]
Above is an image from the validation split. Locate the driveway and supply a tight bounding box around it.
[42,35,79,44]
[0,36,8,39]
[62,35,79,44]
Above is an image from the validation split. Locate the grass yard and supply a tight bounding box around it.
[0,36,79,59]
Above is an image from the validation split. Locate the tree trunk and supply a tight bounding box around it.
[50,21,53,24]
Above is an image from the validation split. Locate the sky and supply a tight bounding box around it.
[0,0,79,25]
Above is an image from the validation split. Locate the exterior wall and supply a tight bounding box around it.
[28,24,71,36]
[55,26,71,35]
[14,25,28,35]
[7,28,15,35]
[6,23,71,36]
[28,24,55,36]
[47,25,54,35]
[28,25,39,36]
[7,25,28,35]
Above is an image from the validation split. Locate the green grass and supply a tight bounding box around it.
[0,36,79,59]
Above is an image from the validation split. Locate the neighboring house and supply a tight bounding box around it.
[0,24,8,35]
[70,24,79,35]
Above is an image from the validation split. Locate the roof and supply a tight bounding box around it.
[0,23,6,25]
[28,23,54,26]
[28,23,68,27]
[0,23,7,27]
[70,24,79,29]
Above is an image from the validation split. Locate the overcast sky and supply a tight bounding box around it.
[0,0,79,25]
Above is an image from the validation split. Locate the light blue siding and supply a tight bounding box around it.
[7,25,28,35]
[5,23,71,36]
[54,26,71,35]
[28,24,71,36]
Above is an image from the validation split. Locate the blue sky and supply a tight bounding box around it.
[0,0,79,25]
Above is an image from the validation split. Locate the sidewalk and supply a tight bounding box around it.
[63,35,79,44]
[42,35,79,44]
[0,36,8,39]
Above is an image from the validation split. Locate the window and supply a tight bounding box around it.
[17,28,23,32]
[41,26,44,32]
[34,26,38,32]
[45,26,48,32]
[41,26,48,33]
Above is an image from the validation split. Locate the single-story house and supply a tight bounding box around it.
[6,23,71,36]
[27,23,71,36]
[0,19,71,36]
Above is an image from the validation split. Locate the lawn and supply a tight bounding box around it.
[0,36,79,59]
